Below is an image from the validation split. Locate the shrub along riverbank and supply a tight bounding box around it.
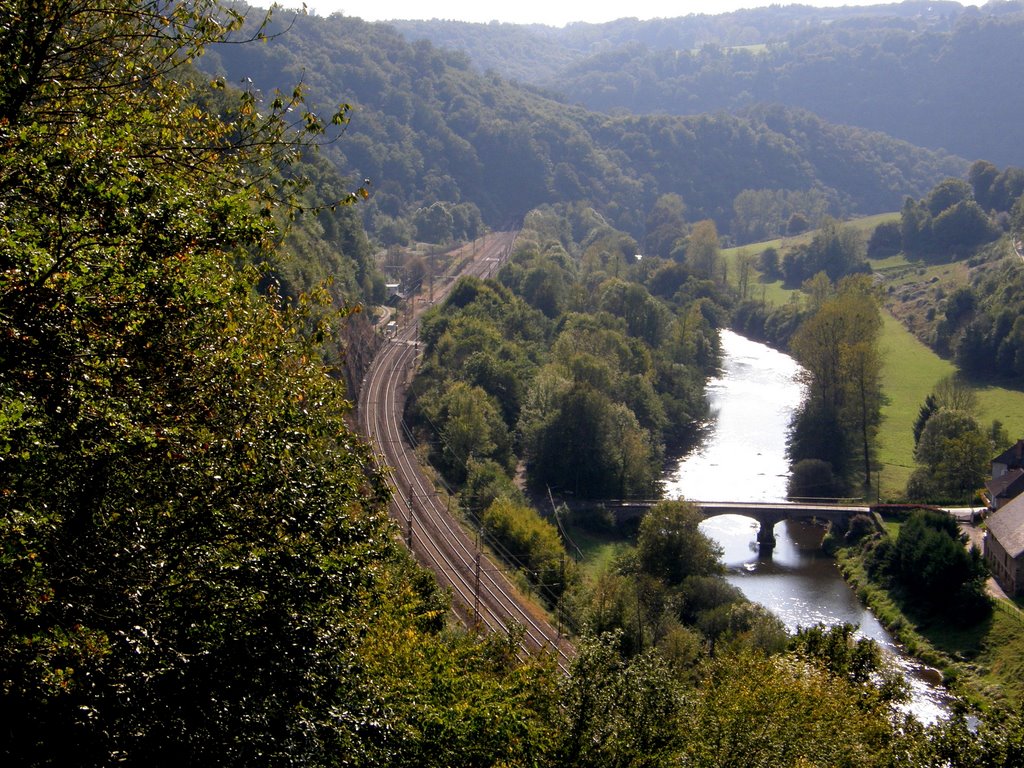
[835,524,1024,711]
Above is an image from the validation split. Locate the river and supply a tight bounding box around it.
[663,329,951,724]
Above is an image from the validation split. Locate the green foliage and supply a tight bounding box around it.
[481,497,577,600]
[410,277,548,487]
[731,188,828,245]
[635,501,724,585]
[348,570,560,768]
[845,513,878,545]
[931,200,1000,256]
[21,3,1024,763]
[643,193,688,257]
[695,602,789,656]
[782,217,869,286]
[923,709,1024,768]
[910,409,991,502]
[731,296,807,350]
[553,634,686,768]
[500,243,577,318]
[924,246,1024,382]
[789,276,884,491]
[412,207,719,502]
[204,13,964,244]
[788,457,844,500]
[913,394,939,447]
[683,219,722,280]
[900,178,1002,263]
[676,575,745,625]
[872,511,991,623]
[416,7,1024,169]
[527,382,661,498]
[682,650,905,767]
[790,624,904,702]
[0,1,404,762]
[431,381,514,483]
[461,458,524,513]
[867,220,903,260]
[412,201,454,243]
[0,3,562,766]
[926,179,973,217]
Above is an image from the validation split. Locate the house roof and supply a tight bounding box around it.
[992,439,1024,469]
[987,493,1024,559]
[987,467,1024,501]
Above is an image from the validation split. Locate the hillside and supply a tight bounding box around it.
[204,8,965,244]
[391,2,1024,167]
[390,2,963,85]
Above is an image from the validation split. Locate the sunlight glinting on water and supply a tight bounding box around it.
[663,329,805,504]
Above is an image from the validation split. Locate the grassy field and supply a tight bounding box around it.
[875,313,957,497]
[876,314,1024,498]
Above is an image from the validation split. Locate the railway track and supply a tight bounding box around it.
[357,232,574,671]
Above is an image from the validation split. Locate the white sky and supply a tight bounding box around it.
[295,1,892,28]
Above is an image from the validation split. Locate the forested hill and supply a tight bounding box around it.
[389,1,963,85]
[204,8,964,244]
[390,2,1024,167]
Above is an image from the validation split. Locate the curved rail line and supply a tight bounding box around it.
[357,232,574,671]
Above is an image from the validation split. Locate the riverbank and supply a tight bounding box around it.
[835,532,1024,711]
[726,223,1024,501]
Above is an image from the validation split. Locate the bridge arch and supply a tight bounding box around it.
[567,499,872,553]
[695,502,869,551]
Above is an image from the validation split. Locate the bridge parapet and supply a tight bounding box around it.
[696,501,870,551]
[559,499,871,552]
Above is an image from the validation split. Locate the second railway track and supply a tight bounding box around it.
[357,232,574,671]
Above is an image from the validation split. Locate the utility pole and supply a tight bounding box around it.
[406,484,415,549]
[558,551,565,639]
[474,532,482,627]
[428,248,435,303]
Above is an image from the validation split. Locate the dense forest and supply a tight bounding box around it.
[202,7,965,245]
[391,1,967,84]
[408,204,722,503]
[394,1,1024,167]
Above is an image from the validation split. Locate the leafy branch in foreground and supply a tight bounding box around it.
[0,1,391,764]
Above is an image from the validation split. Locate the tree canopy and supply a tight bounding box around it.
[788,275,884,495]
[0,2,525,764]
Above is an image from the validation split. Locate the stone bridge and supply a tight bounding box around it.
[696,501,871,550]
[566,499,873,552]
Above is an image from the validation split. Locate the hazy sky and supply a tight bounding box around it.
[295,1,890,28]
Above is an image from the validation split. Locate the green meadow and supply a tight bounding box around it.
[875,313,956,497]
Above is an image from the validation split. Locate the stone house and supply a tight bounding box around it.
[986,468,1024,510]
[991,438,1024,480]
[984,492,1024,596]
[986,439,1024,509]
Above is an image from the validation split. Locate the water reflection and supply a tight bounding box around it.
[664,329,951,723]
[704,516,881,631]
